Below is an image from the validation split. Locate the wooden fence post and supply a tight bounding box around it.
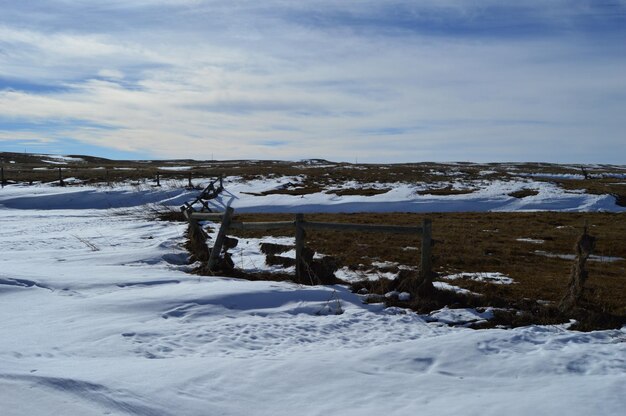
[419,218,432,282]
[188,213,199,233]
[186,210,210,262]
[1,166,5,187]
[58,168,65,187]
[156,172,161,187]
[207,207,235,271]
[188,172,193,188]
[295,213,306,281]
[559,225,596,312]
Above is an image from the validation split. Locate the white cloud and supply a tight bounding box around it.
[0,1,625,162]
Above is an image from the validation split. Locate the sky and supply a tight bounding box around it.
[0,1,625,163]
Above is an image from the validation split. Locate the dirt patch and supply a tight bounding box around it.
[327,188,390,196]
[508,189,539,198]
[417,187,476,196]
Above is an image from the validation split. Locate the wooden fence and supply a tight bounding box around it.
[185,208,433,285]
[0,166,218,188]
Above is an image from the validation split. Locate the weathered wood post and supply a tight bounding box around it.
[1,166,5,187]
[559,225,596,311]
[418,218,433,284]
[183,209,210,262]
[188,172,193,188]
[295,213,306,282]
[581,165,590,180]
[187,210,200,235]
[156,172,161,187]
[207,207,235,271]
[58,167,65,187]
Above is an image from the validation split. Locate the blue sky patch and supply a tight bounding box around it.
[0,138,148,160]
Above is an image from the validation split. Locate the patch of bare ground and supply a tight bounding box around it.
[508,188,539,198]
[326,188,390,196]
[247,186,326,196]
[417,187,477,196]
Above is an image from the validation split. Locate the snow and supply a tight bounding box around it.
[0,183,197,210]
[534,251,625,263]
[335,267,372,282]
[227,235,297,274]
[516,237,545,244]
[398,292,411,301]
[158,166,193,171]
[1,175,624,213]
[1,181,625,415]
[433,281,476,295]
[441,272,515,285]
[213,177,625,213]
[428,306,494,325]
[521,172,585,180]
[372,260,399,268]
[37,155,85,164]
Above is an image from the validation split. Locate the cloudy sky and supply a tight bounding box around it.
[0,1,625,162]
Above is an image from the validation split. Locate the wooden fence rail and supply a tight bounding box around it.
[186,209,433,285]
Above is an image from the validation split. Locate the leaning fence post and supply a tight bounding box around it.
[207,206,235,271]
[419,218,432,281]
[295,213,306,281]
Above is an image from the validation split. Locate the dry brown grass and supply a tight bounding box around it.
[227,212,626,317]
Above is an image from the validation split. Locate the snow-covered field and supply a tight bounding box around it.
[1,181,625,415]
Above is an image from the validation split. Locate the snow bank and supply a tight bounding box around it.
[1,176,624,213]
[441,272,515,285]
[215,178,624,213]
[0,184,196,210]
